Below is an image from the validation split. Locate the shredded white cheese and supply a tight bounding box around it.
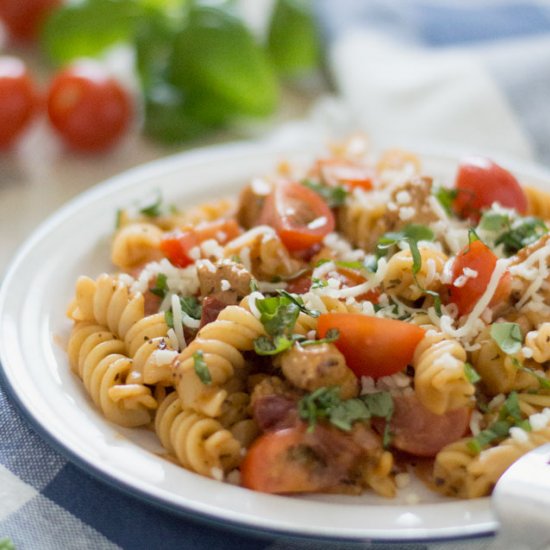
[171,294,186,351]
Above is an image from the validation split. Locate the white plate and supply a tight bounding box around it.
[2,139,550,543]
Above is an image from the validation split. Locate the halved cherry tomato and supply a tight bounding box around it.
[447,239,511,317]
[317,313,425,379]
[331,267,380,303]
[47,63,132,152]
[0,0,61,42]
[241,423,362,494]
[453,157,528,222]
[160,219,240,267]
[374,394,471,457]
[259,182,335,251]
[0,57,40,149]
[317,159,373,190]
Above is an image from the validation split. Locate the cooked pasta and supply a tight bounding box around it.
[64,140,550,499]
[413,329,474,415]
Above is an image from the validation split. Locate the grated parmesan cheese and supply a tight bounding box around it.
[509,426,529,443]
[171,294,186,350]
[529,408,550,431]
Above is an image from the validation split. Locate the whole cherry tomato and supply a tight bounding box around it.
[0,57,40,149]
[47,63,132,152]
[0,0,61,42]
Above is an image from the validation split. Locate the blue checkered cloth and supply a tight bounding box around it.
[2,2,550,548]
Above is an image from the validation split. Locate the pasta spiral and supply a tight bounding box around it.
[174,305,266,417]
[434,426,550,498]
[124,312,170,357]
[383,247,447,302]
[413,329,475,415]
[524,185,550,221]
[111,222,164,270]
[67,274,144,340]
[67,322,156,427]
[338,199,386,252]
[525,323,550,363]
[129,336,176,385]
[155,392,242,477]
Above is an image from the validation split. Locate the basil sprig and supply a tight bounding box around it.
[490,322,522,355]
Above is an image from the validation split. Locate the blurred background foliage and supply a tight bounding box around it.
[38,0,321,144]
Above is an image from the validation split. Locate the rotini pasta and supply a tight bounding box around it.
[64,141,550,500]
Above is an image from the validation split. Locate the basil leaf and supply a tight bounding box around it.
[277,290,320,318]
[193,350,211,385]
[491,322,522,355]
[267,0,320,77]
[361,392,394,419]
[426,289,443,316]
[180,296,202,320]
[376,224,434,257]
[298,328,340,347]
[42,0,144,65]
[518,364,550,389]
[433,187,457,216]
[150,273,168,298]
[407,238,422,275]
[302,180,347,208]
[495,217,548,255]
[499,391,522,423]
[479,212,510,232]
[463,362,481,384]
[329,399,371,431]
[253,335,293,356]
[139,191,163,217]
[468,419,512,454]
[311,277,328,289]
[298,387,341,430]
[256,295,300,337]
[164,309,174,328]
[0,538,15,550]
[169,5,278,118]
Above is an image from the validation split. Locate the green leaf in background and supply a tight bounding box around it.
[41,0,145,65]
[267,0,320,76]
[168,5,278,118]
[0,538,15,550]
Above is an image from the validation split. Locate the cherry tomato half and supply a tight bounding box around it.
[317,159,373,190]
[447,239,511,317]
[260,181,335,251]
[0,57,39,149]
[453,157,528,222]
[317,313,425,379]
[47,63,132,152]
[160,219,240,267]
[0,0,61,42]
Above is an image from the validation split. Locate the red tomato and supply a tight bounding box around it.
[241,423,362,494]
[286,273,312,294]
[318,159,373,190]
[260,182,335,251]
[47,63,132,152]
[453,157,528,221]
[447,239,511,317]
[160,219,240,268]
[331,267,380,303]
[378,394,471,457]
[0,0,61,42]
[317,313,425,379]
[0,57,39,149]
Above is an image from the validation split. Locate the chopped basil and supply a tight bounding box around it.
[311,277,328,289]
[376,224,435,258]
[164,309,174,329]
[490,322,522,355]
[296,328,340,347]
[468,392,527,454]
[302,179,348,208]
[426,289,443,316]
[495,217,548,254]
[249,279,259,292]
[277,290,320,318]
[193,350,211,385]
[463,362,481,384]
[139,191,164,217]
[254,334,293,356]
[150,273,168,298]
[180,296,202,320]
[433,186,457,216]
[479,212,510,232]
[517,362,550,389]
[298,387,394,438]
[255,295,300,337]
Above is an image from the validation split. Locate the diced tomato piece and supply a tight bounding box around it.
[453,157,528,222]
[447,239,511,317]
[318,159,373,190]
[286,273,312,294]
[317,313,425,379]
[160,219,241,267]
[240,423,362,494]
[331,267,380,303]
[260,181,335,251]
[374,394,471,457]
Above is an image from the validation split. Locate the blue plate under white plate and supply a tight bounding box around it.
[2,137,549,543]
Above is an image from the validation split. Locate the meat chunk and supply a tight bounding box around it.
[278,343,359,400]
[250,376,300,431]
[236,179,273,229]
[196,259,252,306]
